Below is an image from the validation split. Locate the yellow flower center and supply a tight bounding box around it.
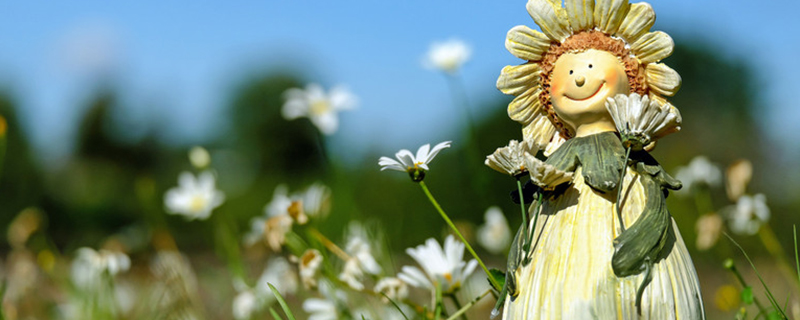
[310,100,331,116]
[189,195,207,213]
[444,272,452,283]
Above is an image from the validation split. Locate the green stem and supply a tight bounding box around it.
[418,181,501,290]
[725,259,768,315]
[434,283,443,320]
[446,289,492,320]
[616,147,631,232]
[525,193,544,253]
[516,179,528,240]
[447,293,468,320]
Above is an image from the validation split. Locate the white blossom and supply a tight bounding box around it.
[282,84,358,135]
[424,39,471,73]
[398,235,478,293]
[726,194,770,235]
[232,289,259,320]
[292,249,324,290]
[256,257,299,300]
[374,277,409,303]
[605,93,681,150]
[485,140,540,177]
[675,156,722,194]
[188,146,211,169]
[695,214,723,251]
[379,141,451,181]
[525,156,574,190]
[477,207,511,254]
[71,248,130,290]
[164,171,225,220]
[338,232,382,291]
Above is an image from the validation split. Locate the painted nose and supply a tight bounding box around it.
[575,76,586,87]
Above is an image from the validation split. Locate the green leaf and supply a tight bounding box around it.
[268,283,296,320]
[767,310,783,320]
[741,286,754,305]
[489,268,506,292]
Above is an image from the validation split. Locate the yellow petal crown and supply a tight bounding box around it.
[498,0,680,154]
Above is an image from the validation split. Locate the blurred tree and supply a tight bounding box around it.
[0,92,45,249]
[225,72,325,181]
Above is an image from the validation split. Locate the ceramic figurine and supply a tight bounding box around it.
[495,0,704,318]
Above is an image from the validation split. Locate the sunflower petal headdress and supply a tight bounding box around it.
[498,0,681,154]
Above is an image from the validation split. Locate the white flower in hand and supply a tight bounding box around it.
[398,235,477,294]
[282,84,358,135]
[605,93,681,150]
[485,140,540,177]
[424,39,471,74]
[379,141,451,182]
[524,157,573,191]
[477,207,511,254]
[164,171,225,221]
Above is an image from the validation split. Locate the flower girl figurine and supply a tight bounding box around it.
[492,0,704,318]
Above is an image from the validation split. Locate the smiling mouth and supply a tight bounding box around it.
[565,82,605,101]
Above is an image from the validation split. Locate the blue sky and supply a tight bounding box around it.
[0,1,798,167]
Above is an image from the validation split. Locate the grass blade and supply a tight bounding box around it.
[794,225,799,287]
[725,233,788,319]
[381,292,410,320]
[269,307,285,320]
[268,283,296,320]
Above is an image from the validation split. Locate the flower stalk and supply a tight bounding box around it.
[418,181,501,290]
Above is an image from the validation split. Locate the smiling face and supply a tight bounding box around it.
[550,49,630,137]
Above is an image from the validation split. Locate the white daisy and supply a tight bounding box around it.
[188,146,210,169]
[379,141,452,181]
[292,249,324,290]
[164,171,225,221]
[256,257,299,304]
[303,281,344,320]
[71,248,131,290]
[398,235,478,293]
[725,194,770,236]
[282,83,358,135]
[524,156,574,190]
[300,182,332,219]
[485,140,540,177]
[477,207,512,254]
[675,156,722,194]
[374,277,409,303]
[424,39,471,73]
[605,93,682,150]
[338,235,382,291]
[232,288,260,320]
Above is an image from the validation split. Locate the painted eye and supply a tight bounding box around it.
[569,70,573,75]
[588,64,593,69]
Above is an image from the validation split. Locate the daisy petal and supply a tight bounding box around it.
[522,115,557,149]
[616,2,655,43]
[631,31,674,64]
[565,0,594,32]
[505,25,552,61]
[497,63,542,96]
[508,87,544,124]
[424,141,452,165]
[543,133,567,157]
[646,63,682,97]
[593,0,630,35]
[526,0,572,42]
[415,144,431,164]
